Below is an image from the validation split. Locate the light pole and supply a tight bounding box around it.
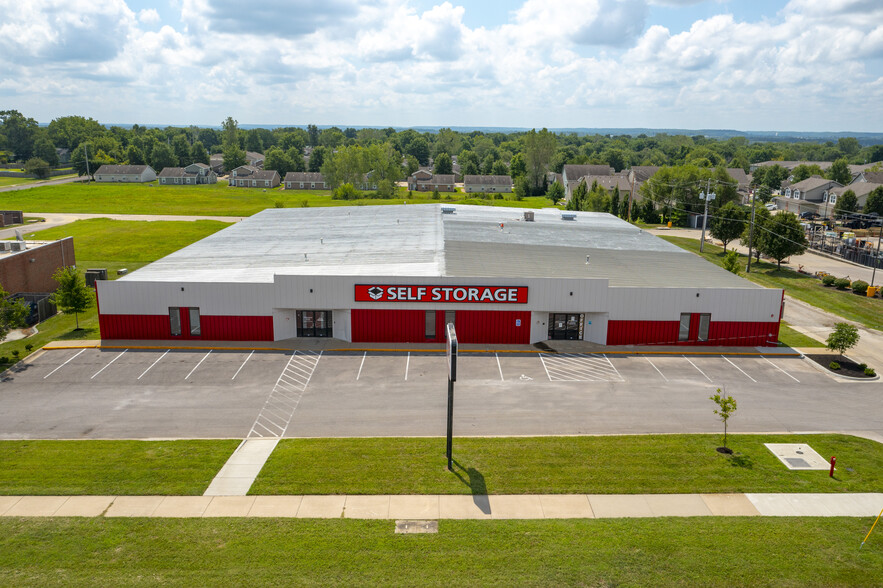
[699,181,716,253]
[747,185,757,273]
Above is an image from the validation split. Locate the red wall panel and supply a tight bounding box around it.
[607,320,780,347]
[98,314,273,341]
[351,309,531,344]
[455,310,531,344]
[351,309,426,343]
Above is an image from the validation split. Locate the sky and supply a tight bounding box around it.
[1,0,881,131]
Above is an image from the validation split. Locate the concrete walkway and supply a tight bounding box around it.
[1,493,880,519]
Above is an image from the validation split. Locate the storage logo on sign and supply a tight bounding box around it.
[355,285,528,304]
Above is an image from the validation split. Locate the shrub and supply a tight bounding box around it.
[274,200,284,208]
[829,361,841,370]
[821,275,836,286]
[25,344,33,352]
[834,278,851,290]
[851,280,869,294]
[494,193,503,200]
[865,367,876,376]
[0,356,8,364]
[859,362,868,370]
[300,200,309,208]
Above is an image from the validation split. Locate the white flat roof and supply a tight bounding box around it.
[121,204,757,288]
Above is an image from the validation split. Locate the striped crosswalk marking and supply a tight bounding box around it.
[540,353,624,382]
[248,351,322,439]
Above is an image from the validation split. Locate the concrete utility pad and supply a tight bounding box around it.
[764,443,831,470]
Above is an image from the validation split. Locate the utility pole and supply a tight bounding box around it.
[747,185,757,273]
[84,143,91,182]
[699,179,715,253]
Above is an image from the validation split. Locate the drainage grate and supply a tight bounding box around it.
[764,443,830,470]
[395,520,438,534]
[785,457,811,468]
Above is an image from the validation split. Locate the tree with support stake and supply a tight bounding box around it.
[445,323,457,471]
[50,266,93,330]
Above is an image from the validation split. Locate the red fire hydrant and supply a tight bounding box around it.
[829,456,836,478]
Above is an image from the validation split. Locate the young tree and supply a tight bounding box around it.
[722,250,741,275]
[24,157,50,179]
[434,152,453,175]
[50,267,93,330]
[864,186,883,216]
[835,189,858,216]
[610,186,621,217]
[709,201,747,251]
[710,389,737,451]
[545,181,565,205]
[826,323,859,361]
[759,211,807,268]
[0,284,29,341]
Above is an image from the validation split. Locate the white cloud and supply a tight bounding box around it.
[138,8,161,25]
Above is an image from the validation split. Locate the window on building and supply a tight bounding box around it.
[189,308,201,336]
[830,194,837,204]
[252,180,257,187]
[169,308,182,336]
[697,313,710,342]
[678,313,691,342]
[425,310,436,339]
[548,313,584,340]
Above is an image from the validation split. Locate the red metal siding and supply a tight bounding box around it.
[201,315,273,341]
[351,309,530,344]
[98,314,273,341]
[607,320,780,346]
[351,309,426,343]
[455,310,531,344]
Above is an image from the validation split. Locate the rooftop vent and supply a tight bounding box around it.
[441,206,456,214]
[523,211,534,222]
[9,241,26,251]
[561,212,577,221]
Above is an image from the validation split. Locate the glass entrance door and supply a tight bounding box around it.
[548,313,584,340]
[296,310,333,337]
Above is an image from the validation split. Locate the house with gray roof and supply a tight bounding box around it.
[94,164,156,183]
[229,167,280,188]
[562,164,616,198]
[284,172,327,190]
[567,175,632,202]
[408,172,456,192]
[158,163,217,186]
[463,175,513,193]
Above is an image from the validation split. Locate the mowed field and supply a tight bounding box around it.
[1,181,553,216]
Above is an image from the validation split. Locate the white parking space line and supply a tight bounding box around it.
[356,351,367,380]
[42,349,87,379]
[722,356,757,383]
[603,354,624,381]
[540,353,552,381]
[645,356,668,382]
[231,350,254,380]
[405,352,410,381]
[761,356,800,383]
[90,349,127,379]
[248,350,322,439]
[185,350,212,380]
[137,350,170,380]
[683,356,713,383]
[495,353,504,381]
[541,353,624,382]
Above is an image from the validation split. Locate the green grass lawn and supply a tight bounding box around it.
[0,518,879,586]
[0,218,230,367]
[0,181,554,216]
[250,434,880,496]
[778,321,825,348]
[661,236,883,331]
[0,440,239,495]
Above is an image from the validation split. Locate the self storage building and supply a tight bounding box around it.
[96,205,784,346]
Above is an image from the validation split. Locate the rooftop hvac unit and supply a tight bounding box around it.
[0,242,10,251]
[85,268,108,288]
[441,206,456,214]
[523,211,534,222]
[9,241,25,251]
[87,268,108,280]
[561,212,577,221]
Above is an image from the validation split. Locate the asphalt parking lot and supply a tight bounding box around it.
[1,348,880,439]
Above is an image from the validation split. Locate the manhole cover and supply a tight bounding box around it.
[395,520,438,534]
[764,443,830,470]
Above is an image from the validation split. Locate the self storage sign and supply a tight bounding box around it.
[355,285,528,304]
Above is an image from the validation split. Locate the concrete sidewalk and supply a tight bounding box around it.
[2,493,880,519]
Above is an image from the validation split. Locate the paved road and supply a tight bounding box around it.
[0,175,81,193]
[2,348,880,440]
